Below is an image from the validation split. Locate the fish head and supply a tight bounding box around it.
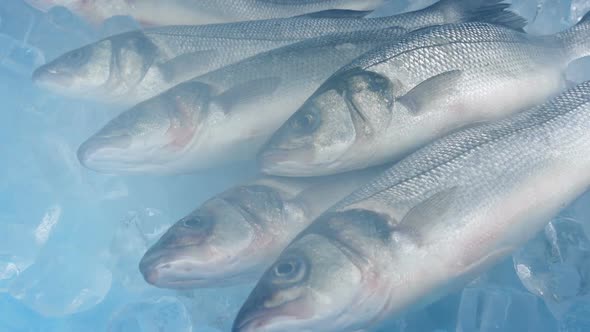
[139,183,294,288]
[233,209,397,332]
[259,69,394,176]
[77,81,211,173]
[32,31,158,101]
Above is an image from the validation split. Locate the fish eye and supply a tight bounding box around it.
[65,48,88,64]
[271,255,307,285]
[183,215,207,228]
[290,110,319,133]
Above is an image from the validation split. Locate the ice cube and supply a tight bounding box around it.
[559,301,590,332]
[107,208,173,293]
[570,0,590,24]
[9,250,112,317]
[181,286,253,332]
[0,293,44,331]
[0,219,39,292]
[513,196,590,308]
[456,285,557,332]
[107,296,193,332]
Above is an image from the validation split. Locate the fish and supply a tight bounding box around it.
[139,167,382,288]
[258,12,590,177]
[32,0,523,106]
[233,80,590,332]
[76,27,408,174]
[24,0,384,26]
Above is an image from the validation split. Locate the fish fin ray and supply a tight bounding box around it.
[398,70,463,115]
[159,50,219,82]
[398,187,460,240]
[294,9,373,19]
[215,77,282,112]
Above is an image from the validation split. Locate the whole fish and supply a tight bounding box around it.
[259,13,590,176]
[25,0,383,26]
[233,80,590,332]
[76,27,407,174]
[139,168,382,288]
[32,0,522,106]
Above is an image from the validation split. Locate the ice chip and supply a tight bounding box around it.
[108,296,192,332]
[107,208,173,293]
[9,251,112,317]
[513,201,590,306]
[559,301,590,332]
[0,218,41,292]
[457,285,557,332]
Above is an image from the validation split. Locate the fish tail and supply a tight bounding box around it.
[431,0,527,31]
[557,11,590,62]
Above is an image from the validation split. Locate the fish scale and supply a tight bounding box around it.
[260,17,590,176]
[234,81,590,332]
[340,84,590,209]
[34,0,526,106]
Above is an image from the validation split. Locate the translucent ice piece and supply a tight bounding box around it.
[9,251,112,317]
[513,211,590,305]
[108,208,173,293]
[108,296,192,332]
[456,285,557,332]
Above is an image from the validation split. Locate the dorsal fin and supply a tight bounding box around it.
[295,9,373,19]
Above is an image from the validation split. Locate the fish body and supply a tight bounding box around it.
[260,14,590,176]
[32,0,523,105]
[77,27,407,173]
[234,81,590,331]
[139,167,382,288]
[25,0,383,25]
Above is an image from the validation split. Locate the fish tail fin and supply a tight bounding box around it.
[431,0,527,31]
[557,11,590,62]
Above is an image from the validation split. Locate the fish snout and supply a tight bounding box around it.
[32,65,69,88]
[77,135,132,170]
[138,251,173,287]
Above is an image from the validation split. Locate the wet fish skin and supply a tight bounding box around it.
[76,27,407,174]
[139,167,382,288]
[259,13,590,177]
[25,0,384,25]
[234,80,590,332]
[32,0,523,105]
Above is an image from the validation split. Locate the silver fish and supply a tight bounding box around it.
[76,28,406,174]
[139,167,382,288]
[233,80,590,332]
[32,0,522,105]
[24,0,383,26]
[258,13,590,177]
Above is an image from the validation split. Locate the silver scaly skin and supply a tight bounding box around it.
[31,0,523,106]
[138,167,382,288]
[234,81,590,332]
[76,28,406,174]
[25,0,383,26]
[259,13,590,176]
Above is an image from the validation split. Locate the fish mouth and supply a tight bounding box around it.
[32,65,73,89]
[139,243,256,288]
[258,148,318,176]
[77,134,137,171]
[140,256,253,288]
[233,295,313,332]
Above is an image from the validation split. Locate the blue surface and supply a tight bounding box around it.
[2,0,590,331]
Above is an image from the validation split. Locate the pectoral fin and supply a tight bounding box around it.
[397,187,460,243]
[398,70,463,115]
[214,77,282,112]
[159,50,219,82]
